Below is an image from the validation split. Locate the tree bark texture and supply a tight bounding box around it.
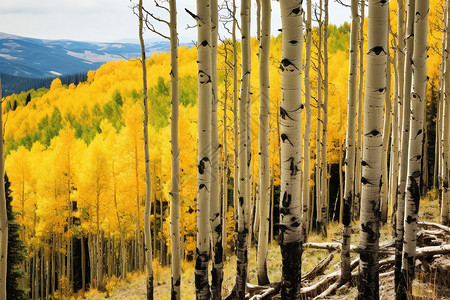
[279,1,303,298]
[256,0,271,287]
[194,0,212,298]
[357,0,388,299]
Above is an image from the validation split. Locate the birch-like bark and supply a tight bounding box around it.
[315,0,323,232]
[256,0,271,286]
[210,1,223,298]
[354,0,365,220]
[380,20,391,224]
[441,0,450,226]
[232,0,239,249]
[320,0,329,237]
[302,0,312,237]
[357,0,388,298]
[229,0,250,297]
[341,0,359,284]
[394,0,415,293]
[399,2,429,298]
[279,1,303,298]
[139,1,153,298]
[168,1,181,299]
[0,79,7,300]
[194,1,212,298]
[389,50,399,224]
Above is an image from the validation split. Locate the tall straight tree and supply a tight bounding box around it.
[341,0,359,284]
[395,0,415,292]
[0,79,7,300]
[168,0,181,299]
[138,1,153,298]
[192,0,212,298]
[357,0,388,299]
[441,0,450,227]
[256,0,271,286]
[302,0,312,236]
[399,1,429,298]
[228,0,251,297]
[279,0,303,298]
[210,1,223,298]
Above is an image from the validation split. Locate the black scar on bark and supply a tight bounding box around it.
[281,133,294,146]
[368,46,386,55]
[280,241,302,299]
[291,221,301,228]
[199,184,209,192]
[198,70,211,84]
[361,223,376,243]
[200,40,209,47]
[365,129,381,137]
[414,129,422,140]
[289,7,301,15]
[147,275,154,300]
[361,160,370,167]
[361,177,371,185]
[280,58,299,72]
[407,175,420,215]
[282,191,292,207]
[280,107,295,120]
[198,157,210,174]
[342,191,352,226]
[289,40,298,45]
[239,197,244,207]
[286,157,299,176]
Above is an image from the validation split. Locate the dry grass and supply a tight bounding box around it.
[79,191,448,299]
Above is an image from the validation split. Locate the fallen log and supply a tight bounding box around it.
[417,221,450,234]
[302,251,336,282]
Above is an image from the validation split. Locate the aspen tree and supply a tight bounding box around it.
[341,0,359,284]
[257,0,271,286]
[279,0,303,298]
[0,79,7,300]
[395,0,415,291]
[232,0,239,247]
[357,0,388,298]
[210,1,223,297]
[229,0,251,297]
[316,0,323,233]
[167,0,181,298]
[399,1,429,298]
[302,0,312,236]
[192,0,212,297]
[321,0,329,237]
[381,17,391,224]
[354,0,365,220]
[138,0,153,298]
[441,0,450,226]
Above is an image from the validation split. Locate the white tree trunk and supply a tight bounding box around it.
[341,0,359,284]
[210,1,223,298]
[354,0,365,220]
[394,0,415,290]
[194,0,212,298]
[256,0,271,287]
[302,0,312,237]
[0,78,8,300]
[441,0,450,227]
[168,1,181,299]
[279,0,303,298]
[400,1,429,298]
[139,1,153,298]
[357,0,388,298]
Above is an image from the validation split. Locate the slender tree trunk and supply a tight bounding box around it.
[354,0,365,220]
[222,46,229,261]
[81,234,85,292]
[357,0,388,299]
[194,0,212,297]
[399,2,429,298]
[139,1,153,298]
[320,0,329,238]
[389,50,399,224]
[256,0,271,286]
[394,0,415,294]
[232,0,239,258]
[279,1,303,298]
[341,0,359,284]
[381,20,392,224]
[302,0,312,237]
[168,1,181,299]
[210,2,223,297]
[0,78,7,300]
[316,0,323,233]
[441,0,450,227]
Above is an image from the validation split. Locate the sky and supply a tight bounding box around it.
[0,0,351,44]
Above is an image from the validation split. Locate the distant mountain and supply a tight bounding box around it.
[0,32,193,78]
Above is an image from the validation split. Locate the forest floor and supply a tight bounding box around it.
[78,192,450,300]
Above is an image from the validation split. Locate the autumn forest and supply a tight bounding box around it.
[1,0,450,299]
